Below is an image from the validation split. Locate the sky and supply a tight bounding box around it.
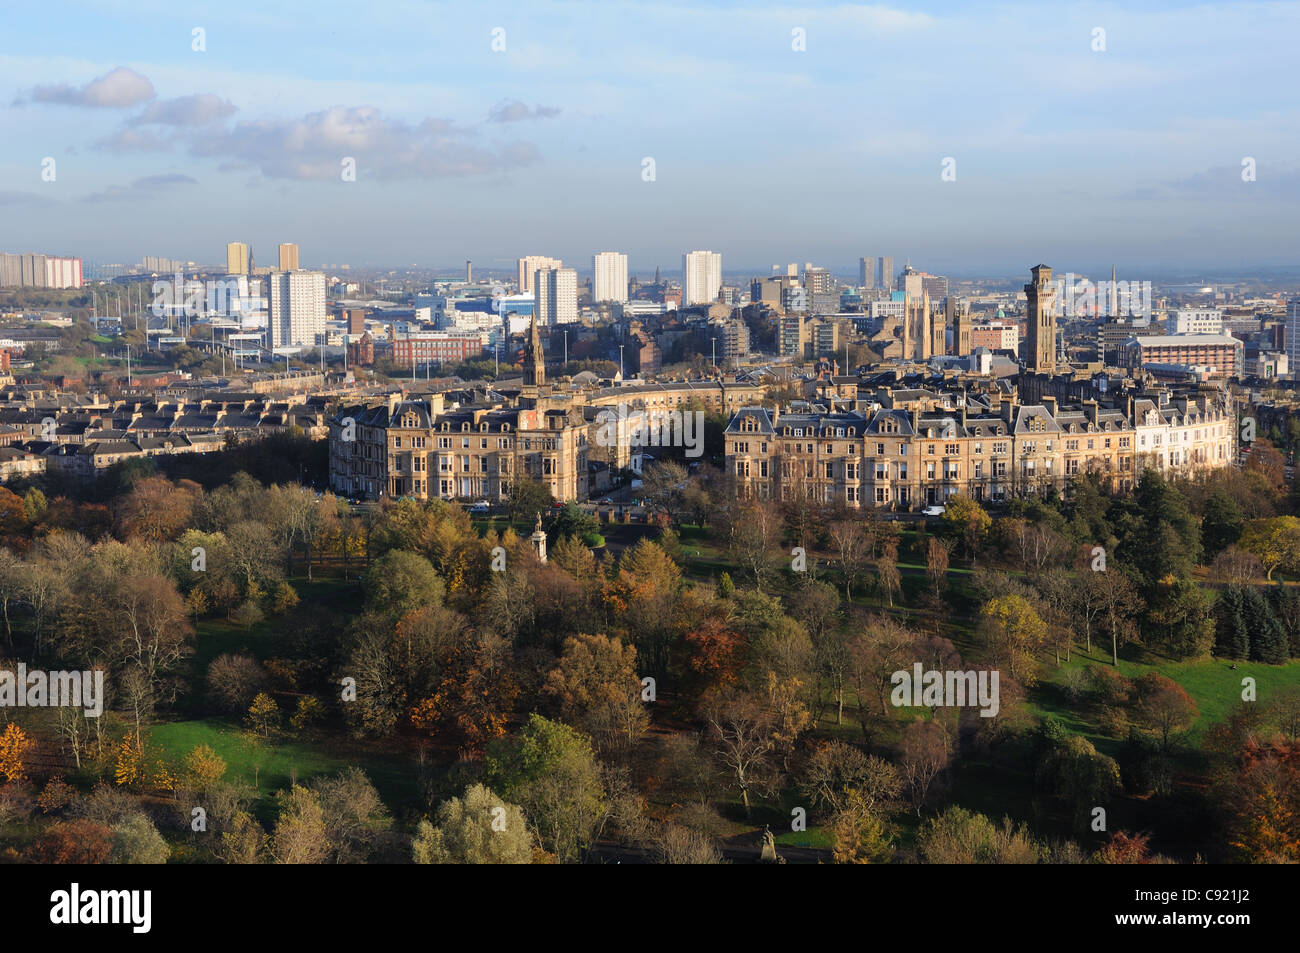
[1,0,1298,278]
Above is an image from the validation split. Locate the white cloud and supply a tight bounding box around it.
[130,94,237,126]
[188,105,539,180]
[28,66,154,108]
[487,99,561,123]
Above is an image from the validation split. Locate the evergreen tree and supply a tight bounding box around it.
[1214,585,1250,659]
[1244,587,1288,664]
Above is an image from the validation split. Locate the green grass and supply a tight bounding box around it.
[1034,649,1300,743]
[149,718,419,813]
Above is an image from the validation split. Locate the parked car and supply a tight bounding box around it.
[469,500,491,514]
[922,504,946,517]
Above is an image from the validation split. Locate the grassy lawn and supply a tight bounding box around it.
[150,718,419,815]
[1033,649,1300,742]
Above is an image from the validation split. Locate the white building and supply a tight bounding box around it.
[592,251,629,303]
[517,255,562,294]
[683,250,722,306]
[871,299,906,322]
[1288,299,1300,378]
[267,270,327,349]
[1169,308,1223,335]
[44,257,83,289]
[535,267,579,326]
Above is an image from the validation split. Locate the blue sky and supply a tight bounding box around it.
[1,0,1297,276]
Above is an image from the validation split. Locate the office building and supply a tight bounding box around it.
[1169,309,1223,335]
[921,274,948,301]
[804,266,833,295]
[1123,334,1242,377]
[878,256,893,290]
[278,243,299,271]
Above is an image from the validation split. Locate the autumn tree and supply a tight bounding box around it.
[677,616,745,698]
[115,476,198,543]
[484,715,606,863]
[917,806,1043,864]
[110,813,171,864]
[245,693,281,737]
[1221,739,1300,863]
[183,744,228,788]
[1132,673,1199,747]
[270,785,331,864]
[413,784,534,864]
[941,495,992,564]
[926,536,951,598]
[410,631,519,756]
[365,550,445,619]
[800,741,901,819]
[543,633,648,754]
[1238,516,1300,582]
[0,723,32,782]
[311,767,391,863]
[830,790,895,864]
[25,819,114,864]
[726,497,781,586]
[978,594,1047,684]
[874,538,901,608]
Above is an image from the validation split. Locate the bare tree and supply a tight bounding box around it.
[899,719,953,815]
[828,520,869,600]
[705,692,779,818]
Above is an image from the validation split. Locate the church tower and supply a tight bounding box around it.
[524,316,545,387]
[1024,264,1057,373]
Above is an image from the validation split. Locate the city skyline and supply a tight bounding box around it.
[2,1,1298,272]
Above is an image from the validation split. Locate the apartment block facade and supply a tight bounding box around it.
[725,391,1234,509]
[330,398,589,502]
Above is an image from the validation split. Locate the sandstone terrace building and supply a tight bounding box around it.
[328,377,765,501]
[0,385,341,481]
[330,393,590,502]
[725,385,1236,509]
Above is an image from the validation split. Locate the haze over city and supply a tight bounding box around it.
[4,0,1300,273]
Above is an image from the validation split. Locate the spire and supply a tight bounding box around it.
[524,316,545,387]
